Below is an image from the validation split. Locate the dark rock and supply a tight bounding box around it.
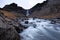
[0,14,20,40]
[3,3,26,14]
[51,18,60,24]
[25,21,29,24]
[14,26,21,33]
[30,0,48,12]
[18,23,28,33]
[51,20,56,24]
[56,18,60,19]
[29,0,60,18]
[0,27,20,40]
[0,11,5,19]
[33,24,37,28]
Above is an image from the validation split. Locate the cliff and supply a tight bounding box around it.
[29,0,60,18]
[0,3,27,40]
[1,3,26,15]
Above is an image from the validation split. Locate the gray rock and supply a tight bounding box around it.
[0,12,20,40]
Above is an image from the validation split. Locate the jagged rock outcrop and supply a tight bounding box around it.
[0,11,20,40]
[0,10,27,33]
[3,3,26,14]
[29,0,60,18]
[0,3,27,17]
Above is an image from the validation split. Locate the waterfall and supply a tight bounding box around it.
[26,10,30,16]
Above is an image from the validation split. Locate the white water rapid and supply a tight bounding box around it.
[19,18,60,40]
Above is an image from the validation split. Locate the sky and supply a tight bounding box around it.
[0,0,46,9]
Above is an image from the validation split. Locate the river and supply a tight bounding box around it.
[19,18,60,40]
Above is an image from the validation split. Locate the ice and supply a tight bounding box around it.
[19,18,60,40]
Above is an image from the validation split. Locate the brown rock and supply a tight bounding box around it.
[0,12,20,40]
[30,0,60,19]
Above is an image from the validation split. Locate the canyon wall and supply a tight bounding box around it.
[29,0,60,18]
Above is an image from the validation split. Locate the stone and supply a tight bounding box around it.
[0,12,20,40]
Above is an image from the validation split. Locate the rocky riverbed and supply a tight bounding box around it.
[19,18,60,40]
[0,10,60,40]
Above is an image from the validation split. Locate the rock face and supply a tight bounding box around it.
[0,10,28,40]
[1,3,27,17]
[0,27,20,40]
[0,11,20,40]
[3,3,26,14]
[29,0,60,18]
[0,9,27,33]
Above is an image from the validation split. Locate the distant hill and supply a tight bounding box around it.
[0,3,27,18]
[0,0,60,19]
[29,0,60,18]
[0,3,26,14]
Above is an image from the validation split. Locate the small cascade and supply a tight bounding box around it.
[26,10,30,16]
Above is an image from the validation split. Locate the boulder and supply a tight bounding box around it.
[0,12,20,40]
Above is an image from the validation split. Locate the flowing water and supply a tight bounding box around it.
[26,10,30,16]
[19,18,60,40]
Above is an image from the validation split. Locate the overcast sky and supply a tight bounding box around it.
[0,0,46,9]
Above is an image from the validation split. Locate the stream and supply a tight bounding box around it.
[19,18,60,40]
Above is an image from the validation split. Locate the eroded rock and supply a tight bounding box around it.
[0,12,20,40]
